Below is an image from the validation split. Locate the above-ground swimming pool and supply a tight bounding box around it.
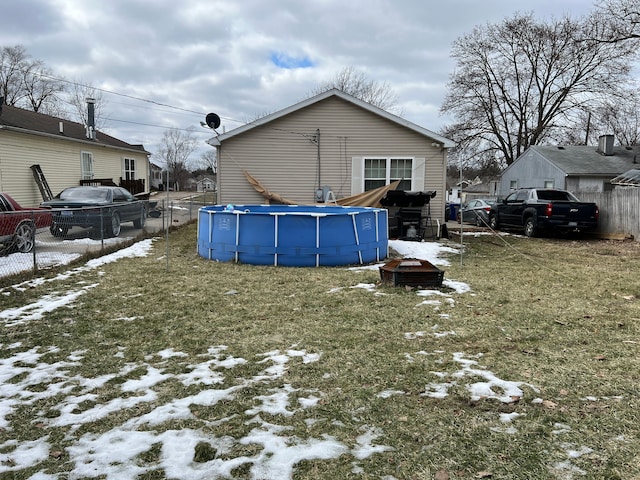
[197,204,388,267]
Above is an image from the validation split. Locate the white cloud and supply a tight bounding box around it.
[1,0,595,163]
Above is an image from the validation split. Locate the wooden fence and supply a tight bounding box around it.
[577,188,640,241]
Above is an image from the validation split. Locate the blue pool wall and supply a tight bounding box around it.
[197,204,389,267]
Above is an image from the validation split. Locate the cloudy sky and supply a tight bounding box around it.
[2,0,597,165]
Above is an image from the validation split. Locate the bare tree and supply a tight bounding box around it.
[67,80,108,129]
[597,94,640,146]
[0,44,65,113]
[20,59,65,113]
[309,66,398,111]
[596,0,640,43]
[157,128,198,191]
[200,149,217,175]
[441,13,636,165]
[0,45,29,105]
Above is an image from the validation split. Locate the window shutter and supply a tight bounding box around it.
[351,157,364,194]
[411,157,425,191]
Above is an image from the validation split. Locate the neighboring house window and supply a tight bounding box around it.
[81,151,93,180]
[352,157,424,194]
[544,180,554,188]
[509,180,517,190]
[124,158,136,180]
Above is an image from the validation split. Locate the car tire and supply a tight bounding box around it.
[105,212,121,238]
[489,214,499,230]
[14,222,35,253]
[50,224,69,237]
[524,217,537,237]
[475,215,483,227]
[133,206,146,229]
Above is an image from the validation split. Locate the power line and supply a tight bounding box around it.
[36,71,208,116]
[107,117,213,133]
[1,60,242,124]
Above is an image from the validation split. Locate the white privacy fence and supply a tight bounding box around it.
[577,188,640,241]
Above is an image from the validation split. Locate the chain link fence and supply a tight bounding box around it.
[0,192,217,282]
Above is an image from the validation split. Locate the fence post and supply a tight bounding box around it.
[100,206,105,250]
[31,210,37,275]
[166,201,171,272]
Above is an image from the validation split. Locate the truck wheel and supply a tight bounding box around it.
[489,214,499,230]
[524,217,537,237]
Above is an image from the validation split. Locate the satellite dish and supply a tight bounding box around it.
[205,113,221,130]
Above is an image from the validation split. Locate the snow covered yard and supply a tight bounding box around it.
[0,231,638,479]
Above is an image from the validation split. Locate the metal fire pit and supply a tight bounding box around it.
[379,258,444,287]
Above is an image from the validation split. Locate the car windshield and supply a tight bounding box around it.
[59,188,110,201]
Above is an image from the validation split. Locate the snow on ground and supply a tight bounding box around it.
[388,239,460,266]
[0,239,595,478]
[0,235,138,280]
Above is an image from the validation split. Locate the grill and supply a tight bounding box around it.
[379,258,444,288]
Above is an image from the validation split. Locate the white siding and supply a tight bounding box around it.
[0,129,149,206]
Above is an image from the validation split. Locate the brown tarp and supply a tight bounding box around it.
[243,170,400,208]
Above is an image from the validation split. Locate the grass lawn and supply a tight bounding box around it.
[1,223,639,479]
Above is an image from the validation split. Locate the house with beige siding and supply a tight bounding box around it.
[0,100,150,207]
[207,89,454,221]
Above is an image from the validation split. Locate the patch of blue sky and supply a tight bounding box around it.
[270,51,315,69]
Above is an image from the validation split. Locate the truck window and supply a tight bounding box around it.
[537,190,575,201]
[515,190,528,202]
[505,192,518,203]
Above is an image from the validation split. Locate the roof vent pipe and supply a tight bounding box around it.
[86,97,96,140]
[59,121,63,134]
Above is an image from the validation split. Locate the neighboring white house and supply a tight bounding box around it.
[207,89,455,221]
[0,100,150,206]
[196,177,215,192]
[149,162,164,190]
[499,135,640,196]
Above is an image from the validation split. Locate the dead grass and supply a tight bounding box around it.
[1,225,640,479]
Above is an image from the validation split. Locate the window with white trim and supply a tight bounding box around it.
[81,151,94,180]
[351,156,425,194]
[124,158,136,180]
[509,180,517,190]
[364,157,413,191]
[544,180,554,188]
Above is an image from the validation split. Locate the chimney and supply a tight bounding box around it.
[597,134,615,156]
[86,97,96,140]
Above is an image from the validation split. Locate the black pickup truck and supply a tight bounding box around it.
[488,188,599,237]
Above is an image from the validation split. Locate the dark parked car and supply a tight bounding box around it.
[0,193,52,253]
[42,186,146,238]
[457,198,497,226]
